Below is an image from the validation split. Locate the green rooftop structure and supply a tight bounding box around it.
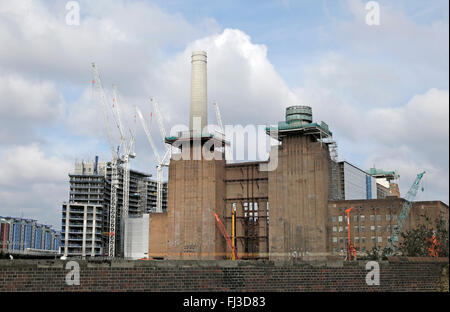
[265,105,332,140]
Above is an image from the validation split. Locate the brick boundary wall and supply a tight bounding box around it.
[0,257,448,292]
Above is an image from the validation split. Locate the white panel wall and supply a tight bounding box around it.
[124,214,149,259]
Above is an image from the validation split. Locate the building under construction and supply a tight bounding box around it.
[145,50,448,261]
[61,158,167,257]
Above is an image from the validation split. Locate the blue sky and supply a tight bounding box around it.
[0,0,448,229]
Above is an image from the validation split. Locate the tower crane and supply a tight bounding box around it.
[135,98,170,213]
[91,63,120,258]
[386,171,426,255]
[112,85,136,219]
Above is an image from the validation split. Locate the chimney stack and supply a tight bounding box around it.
[189,51,207,134]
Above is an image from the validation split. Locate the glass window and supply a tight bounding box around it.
[361,237,366,243]
[377,226,382,232]
[370,215,375,221]
[386,225,391,232]
[354,226,359,232]
[393,215,398,221]
[360,215,366,222]
[333,226,337,232]
[332,216,337,222]
[355,237,360,243]
[332,237,337,243]
[354,215,358,222]
[339,226,343,232]
[376,215,382,221]
[386,215,390,221]
[371,236,376,242]
[370,225,375,232]
[361,226,366,232]
[338,216,343,222]
[378,237,382,243]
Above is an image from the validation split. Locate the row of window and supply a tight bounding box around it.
[332,236,387,244]
[332,214,397,223]
[332,224,398,233]
[338,206,397,211]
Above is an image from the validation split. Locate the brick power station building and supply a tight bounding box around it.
[145,51,448,261]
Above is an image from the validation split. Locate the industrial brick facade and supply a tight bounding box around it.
[268,135,331,260]
[166,143,226,260]
[328,199,449,256]
[0,258,447,292]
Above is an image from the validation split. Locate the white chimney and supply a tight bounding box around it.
[189,51,207,134]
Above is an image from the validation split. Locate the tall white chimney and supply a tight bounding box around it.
[189,51,207,134]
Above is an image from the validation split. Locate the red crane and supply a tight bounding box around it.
[214,213,239,260]
[345,206,357,261]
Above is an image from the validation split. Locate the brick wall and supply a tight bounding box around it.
[0,257,447,292]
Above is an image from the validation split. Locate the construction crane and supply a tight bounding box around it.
[112,85,136,219]
[135,99,170,213]
[214,212,239,260]
[386,171,426,255]
[344,206,357,261]
[91,63,120,258]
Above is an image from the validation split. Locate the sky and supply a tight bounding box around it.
[0,0,448,230]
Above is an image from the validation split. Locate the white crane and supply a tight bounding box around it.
[136,98,170,213]
[91,63,120,258]
[112,85,136,219]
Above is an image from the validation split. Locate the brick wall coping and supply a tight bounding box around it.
[0,257,447,269]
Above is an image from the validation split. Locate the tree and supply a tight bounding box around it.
[399,217,449,257]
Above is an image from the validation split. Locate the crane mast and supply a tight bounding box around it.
[386,171,426,254]
[91,63,119,258]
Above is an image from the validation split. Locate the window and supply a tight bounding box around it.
[393,215,398,221]
[370,225,375,232]
[345,216,348,222]
[339,238,344,244]
[371,236,376,243]
[355,237,360,243]
[361,237,366,243]
[332,216,337,222]
[345,226,348,231]
[354,226,359,233]
[370,215,375,221]
[378,237,382,243]
[332,237,337,243]
[376,215,382,221]
[338,216,343,222]
[377,226,382,233]
[386,225,391,232]
[361,226,366,232]
[333,226,337,232]
[339,226,343,232]
[360,215,366,222]
[354,215,358,222]
[386,215,390,221]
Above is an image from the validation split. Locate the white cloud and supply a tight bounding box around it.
[0,144,72,227]
[0,144,71,187]
[0,75,64,144]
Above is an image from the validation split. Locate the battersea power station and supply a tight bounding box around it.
[143,51,448,261]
